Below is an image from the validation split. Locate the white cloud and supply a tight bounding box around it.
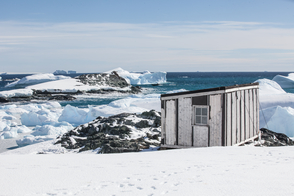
[0,21,293,72]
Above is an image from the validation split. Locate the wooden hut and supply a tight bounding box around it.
[160,83,259,148]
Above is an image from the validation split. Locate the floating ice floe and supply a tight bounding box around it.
[105,67,167,85]
[5,73,70,88]
[272,73,294,88]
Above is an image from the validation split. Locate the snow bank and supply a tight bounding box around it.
[272,73,294,88]
[5,73,70,88]
[0,88,33,98]
[0,125,31,139]
[16,135,54,147]
[105,67,166,85]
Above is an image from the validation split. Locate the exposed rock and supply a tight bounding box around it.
[76,71,129,88]
[55,110,161,153]
[0,97,9,103]
[257,128,294,146]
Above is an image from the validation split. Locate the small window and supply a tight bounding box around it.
[194,106,209,125]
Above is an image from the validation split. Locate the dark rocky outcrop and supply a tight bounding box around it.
[76,71,129,88]
[257,128,294,146]
[243,128,294,146]
[55,110,161,153]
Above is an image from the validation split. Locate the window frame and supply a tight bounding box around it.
[193,105,209,126]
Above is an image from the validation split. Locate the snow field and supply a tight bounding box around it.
[0,146,293,196]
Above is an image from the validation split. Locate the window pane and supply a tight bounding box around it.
[202,108,207,116]
[196,108,201,115]
[202,117,207,124]
[196,116,201,124]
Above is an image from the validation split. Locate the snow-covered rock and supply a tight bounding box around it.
[272,73,294,88]
[55,110,161,153]
[105,67,166,85]
[5,73,70,88]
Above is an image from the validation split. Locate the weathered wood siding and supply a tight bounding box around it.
[193,126,208,147]
[224,88,259,145]
[161,102,166,144]
[208,94,222,146]
[231,92,237,145]
[165,100,177,145]
[225,93,232,146]
[178,97,192,146]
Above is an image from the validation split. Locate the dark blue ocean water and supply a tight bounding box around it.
[0,72,293,108]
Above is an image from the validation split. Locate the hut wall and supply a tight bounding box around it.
[224,88,259,145]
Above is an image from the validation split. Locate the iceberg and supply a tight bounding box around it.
[256,79,294,109]
[105,67,166,85]
[272,73,294,88]
[5,73,70,88]
[256,79,294,137]
[53,70,67,75]
[261,106,294,137]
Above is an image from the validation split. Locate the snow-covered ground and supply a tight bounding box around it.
[0,146,293,196]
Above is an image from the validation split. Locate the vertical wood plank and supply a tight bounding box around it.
[178,97,192,146]
[193,126,209,147]
[165,100,177,145]
[236,91,241,144]
[249,89,254,138]
[256,88,260,135]
[245,90,250,139]
[161,106,166,144]
[240,90,245,142]
[253,89,257,136]
[226,93,232,146]
[231,92,237,145]
[209,94,222,146]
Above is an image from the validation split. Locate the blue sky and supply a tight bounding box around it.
[0,0,293,73]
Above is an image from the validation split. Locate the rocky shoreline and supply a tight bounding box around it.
[0,71,142,103]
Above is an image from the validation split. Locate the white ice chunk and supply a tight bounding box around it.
[58,105,88,125]
[262,106,294,137]
[16,135,54,147]
[32,123,73,136]
[256,79,294,109]
[272,73,294,88]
